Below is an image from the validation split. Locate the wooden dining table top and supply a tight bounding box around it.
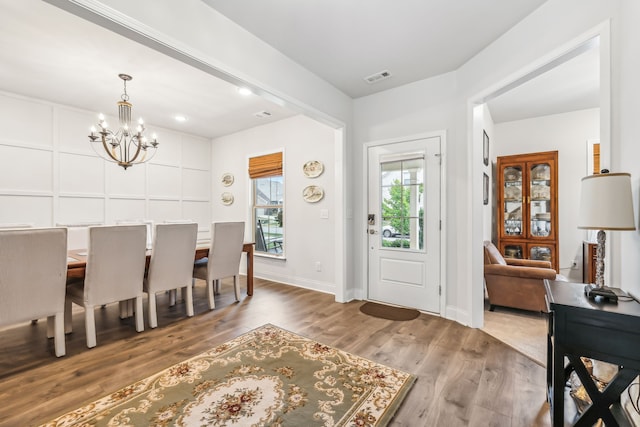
[66,242,255,296]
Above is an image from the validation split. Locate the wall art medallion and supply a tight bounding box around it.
[303,160,324,178]
[221,173,234,187]
[302,185,324,203]
[221,192,234,206]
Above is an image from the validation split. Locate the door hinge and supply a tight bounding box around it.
[439,285,441,296]
[439,220,442,230]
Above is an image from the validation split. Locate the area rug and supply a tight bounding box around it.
[359,302,420,321]
[41,324,415,426]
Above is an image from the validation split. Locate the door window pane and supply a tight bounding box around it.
[380,157,424,250]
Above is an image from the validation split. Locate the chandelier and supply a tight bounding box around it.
[89,74,158,170]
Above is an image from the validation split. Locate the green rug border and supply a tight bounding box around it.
[42,323,417,426]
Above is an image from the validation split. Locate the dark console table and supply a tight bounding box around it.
[545,280,640,426]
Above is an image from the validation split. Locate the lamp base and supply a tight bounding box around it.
[584,284,618,303]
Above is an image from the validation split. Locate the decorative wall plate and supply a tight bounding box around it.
[302,185,324,203]
[303,160,324,178]
[221,173,234,187]
[221,192,234,205]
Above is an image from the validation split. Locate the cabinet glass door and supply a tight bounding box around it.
[529,162,552,238]
[503,166,523,237]
[530,245,552,262]
[504,244,524,259]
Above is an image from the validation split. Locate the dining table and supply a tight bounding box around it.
[66,242,255,296]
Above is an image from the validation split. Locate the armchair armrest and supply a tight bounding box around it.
[484,264,557,280]
[505,258,552,269]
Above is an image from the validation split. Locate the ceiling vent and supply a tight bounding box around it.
[364,70,392,84]
[254,110,272,118]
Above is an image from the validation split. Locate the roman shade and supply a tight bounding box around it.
[248,152,283,179]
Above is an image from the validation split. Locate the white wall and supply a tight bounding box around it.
[493,108,600,280]
[0,90,211,239]
[210,115,337,294]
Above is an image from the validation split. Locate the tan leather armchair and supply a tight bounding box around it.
[484,240,564,313]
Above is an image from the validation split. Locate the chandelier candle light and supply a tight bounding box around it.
[89,74,158,170]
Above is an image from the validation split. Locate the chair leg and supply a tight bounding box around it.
[64,298,73,334]
[119,300,128,319]
[233,275,240,301]
[185,285,194,317]
[53,313,65,357]
[135,296,144,333]
[148,292,158,329]
[207,279,216,310]
[85,306,97,348]
[46,315,54,338]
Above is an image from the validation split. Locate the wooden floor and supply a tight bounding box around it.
[0,278,551,427]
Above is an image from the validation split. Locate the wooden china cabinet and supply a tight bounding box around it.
[496,151,559,272]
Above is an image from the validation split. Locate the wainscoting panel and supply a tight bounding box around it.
[1,90,212,231]
[58,108,96,155]
[108,162,146,197]
[149,130,181,167]
[0,145,53,193]
[58,196,105,225]
[0,94,53,147]
[108,198,146,224]
[59,153,104,195]
[183,201,211,237]
[182,135,211,170]
[182,168,210,200]
[148,164,181,199]
[0,195,53,226]
[148,199,182,222]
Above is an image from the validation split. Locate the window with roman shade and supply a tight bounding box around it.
[248,152,283,179]
[250,152,284,256]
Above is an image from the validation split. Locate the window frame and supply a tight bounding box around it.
[250,153,285,259]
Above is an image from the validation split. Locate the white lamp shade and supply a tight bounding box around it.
[578,173,636,230]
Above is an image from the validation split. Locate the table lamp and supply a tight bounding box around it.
[578,171,636,301]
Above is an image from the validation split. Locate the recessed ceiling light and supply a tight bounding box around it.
[174,115,187,122]
[237,87,253,96]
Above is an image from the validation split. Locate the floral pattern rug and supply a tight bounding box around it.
[42,324,415,426]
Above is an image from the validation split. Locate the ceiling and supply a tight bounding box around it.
[0,0,599,140]
[203,0,549,98]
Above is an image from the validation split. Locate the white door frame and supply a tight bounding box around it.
[362,130,447,313]
[467,22,610,328]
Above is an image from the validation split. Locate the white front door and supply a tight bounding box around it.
[367,137,441,313]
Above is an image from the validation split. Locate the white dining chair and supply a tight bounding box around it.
[0,227,68,357]
[0,223,33,229]
[116,219,154,249]
[56,222,102,250]
[193,221,245,310]
[65,225,147,348]
[144,222,198,328]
